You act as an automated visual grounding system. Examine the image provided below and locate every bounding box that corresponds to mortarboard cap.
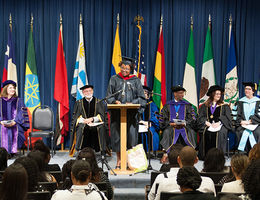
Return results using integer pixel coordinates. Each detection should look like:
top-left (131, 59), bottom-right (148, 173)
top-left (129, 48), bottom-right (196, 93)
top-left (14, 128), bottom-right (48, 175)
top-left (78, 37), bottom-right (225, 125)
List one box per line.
top-left (2, 80), bottom-right (16, 88)
top-left (243, 82), bottom-right (257, 91)
top-left (206, 85), bottom-right (224, 96)
top-left (143, 86), bottom-right (152, 92)
top-left (171, 85), bottom-right (186, 93)
top-left (80, 85), bottom-right (94, 90)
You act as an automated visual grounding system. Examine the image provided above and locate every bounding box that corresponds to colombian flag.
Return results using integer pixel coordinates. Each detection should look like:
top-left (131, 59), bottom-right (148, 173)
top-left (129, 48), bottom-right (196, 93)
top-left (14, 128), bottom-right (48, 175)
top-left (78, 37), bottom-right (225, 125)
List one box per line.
top-left (153, 26), bottom-right (166, 111)
top-left (111, 19), bottom-right (122, 76)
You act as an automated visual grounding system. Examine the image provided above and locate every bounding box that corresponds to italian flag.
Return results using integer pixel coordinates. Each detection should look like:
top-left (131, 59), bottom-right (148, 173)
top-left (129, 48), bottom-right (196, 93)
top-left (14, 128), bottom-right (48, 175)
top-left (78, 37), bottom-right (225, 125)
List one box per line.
top-left (183, 25), bottom-right (198, 112)
top-left (153, 25), bottom-right (166, 111)
top-left (199, 19), bottom-right (216, 106)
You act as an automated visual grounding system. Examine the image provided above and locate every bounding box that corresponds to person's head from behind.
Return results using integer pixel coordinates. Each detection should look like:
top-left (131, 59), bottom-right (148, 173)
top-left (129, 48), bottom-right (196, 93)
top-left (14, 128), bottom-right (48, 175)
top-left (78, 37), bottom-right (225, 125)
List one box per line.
top-left (28, 150), bottom-right (46, 172)
top-left (203, 148), bottom-right (225, 172)
top-left (0, 147), bottom-right (8, 171)
top-left (249, 143), bottom-right (260, 162)
top-left (71, 160), bottom-right (92, 185)
top-left (168, 144), bottom-right (184, 167)
top-left (0, 163), bottom-right (28, 200)
top-left (33, 139), bottom-right (51, 164)
top-left (176, 166), bottom-right (202, 193)
top-left (61, 159), bottom-right (76, 190)
top-left (177, 146), bottom-right (198, 167)
top-left (14, 156), bottom-right (39, 191)
top-left (231, 154), bottom-right (249, 179)
top-left (242, 159), bottom-right (260, 199)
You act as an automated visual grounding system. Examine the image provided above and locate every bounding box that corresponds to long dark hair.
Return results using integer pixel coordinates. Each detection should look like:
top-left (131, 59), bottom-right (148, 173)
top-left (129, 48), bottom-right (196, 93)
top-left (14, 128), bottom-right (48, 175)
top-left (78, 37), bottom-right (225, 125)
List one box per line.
top-left (203, 148), bottom-right (225, 172)
top-left (33, 139), bottom-right (51, 163)
top-left (205, 90), bottom-right (224, 107)
top-left (61, 159), bottom-right (75, 190)
top-left (77, 147), bottom-right (102, 182)
top-left (0, 163), bottom-right (28, 200)
top-left (0, 147), bottom-right (8, 171)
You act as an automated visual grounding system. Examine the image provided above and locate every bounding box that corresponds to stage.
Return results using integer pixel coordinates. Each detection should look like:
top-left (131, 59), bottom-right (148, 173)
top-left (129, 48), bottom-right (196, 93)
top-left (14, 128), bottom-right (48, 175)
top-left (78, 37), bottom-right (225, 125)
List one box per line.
top-left (8, 151), bottom-right (231, 200)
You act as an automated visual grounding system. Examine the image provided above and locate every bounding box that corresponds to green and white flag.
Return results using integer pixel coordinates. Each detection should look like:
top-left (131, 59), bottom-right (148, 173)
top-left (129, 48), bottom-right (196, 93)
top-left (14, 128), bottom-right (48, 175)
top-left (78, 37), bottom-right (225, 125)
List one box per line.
top-left (199, 16), bottom-right (216, 106)
top-left (183, 23), bottom-right (198, 112)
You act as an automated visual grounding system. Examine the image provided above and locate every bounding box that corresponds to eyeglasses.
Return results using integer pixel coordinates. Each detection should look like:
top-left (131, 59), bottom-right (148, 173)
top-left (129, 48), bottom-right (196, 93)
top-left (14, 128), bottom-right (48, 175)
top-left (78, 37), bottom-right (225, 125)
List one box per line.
top-left (120, 67), bottom-right (131, 71)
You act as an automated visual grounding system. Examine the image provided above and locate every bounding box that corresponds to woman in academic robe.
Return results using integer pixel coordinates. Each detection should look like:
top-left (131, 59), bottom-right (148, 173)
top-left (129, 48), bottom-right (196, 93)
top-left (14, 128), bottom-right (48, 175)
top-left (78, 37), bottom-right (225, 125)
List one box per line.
top-left (235, 82), bottom-right (260, 153)
top-left (0, 80), bottom-right (29, 155)
top-left (197, 85), bottom-right (232, 159)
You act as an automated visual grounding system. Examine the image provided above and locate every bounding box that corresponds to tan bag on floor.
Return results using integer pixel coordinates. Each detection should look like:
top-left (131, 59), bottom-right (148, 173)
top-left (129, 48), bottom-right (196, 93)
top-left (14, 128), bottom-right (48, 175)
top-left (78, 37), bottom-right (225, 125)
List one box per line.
top-left (127, 144), bottom-right (148, 172)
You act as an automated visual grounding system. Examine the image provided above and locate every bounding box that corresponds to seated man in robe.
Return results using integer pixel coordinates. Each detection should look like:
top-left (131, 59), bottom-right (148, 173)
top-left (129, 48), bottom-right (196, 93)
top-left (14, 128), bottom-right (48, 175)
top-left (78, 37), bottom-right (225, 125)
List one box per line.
top-left (160, 85), bottom-right (197, 161)
top-left (69, 85), bottom-right (106, 156)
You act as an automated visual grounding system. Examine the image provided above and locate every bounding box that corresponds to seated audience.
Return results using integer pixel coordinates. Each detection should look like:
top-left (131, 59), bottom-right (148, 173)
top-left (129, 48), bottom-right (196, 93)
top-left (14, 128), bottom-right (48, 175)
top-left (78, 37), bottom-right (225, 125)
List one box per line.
top-left (202, 148), bottom-right (230, 172)
top-left (51, 160), bottom-right (107, 200)
top-left (33, 139), bottom-right (61, 171)
top-left (28, 150), bottom-right (56, 182)
top-left (0, 147), bottom-right (8, 171)
top-left (221, 154), bottom-right (249, 193)
top-left (241, 159), bottom-right (260, 200)
top-left (248, 143), bottom-right (260, 162)
top-left (0, 163), bottom-right (28, 200)
top-left (77, 147), bottom-right (113, 200)
top-left (169, 166), bottom-right (216, 200)
top-left (60, 159), bottom-right (75, 190)
top-left (151, 146), bottom-right (216, 200)
top-left (14, 156), bottom-right (39, 191)
top-left (149, 144), bottom-right (183, 200)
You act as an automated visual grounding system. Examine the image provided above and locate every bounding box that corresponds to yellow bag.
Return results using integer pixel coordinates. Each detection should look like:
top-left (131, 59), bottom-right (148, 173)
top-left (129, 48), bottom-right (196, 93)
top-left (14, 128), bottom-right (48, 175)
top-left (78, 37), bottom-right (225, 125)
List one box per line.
top-left (127, 144), bottom-right (148, 172)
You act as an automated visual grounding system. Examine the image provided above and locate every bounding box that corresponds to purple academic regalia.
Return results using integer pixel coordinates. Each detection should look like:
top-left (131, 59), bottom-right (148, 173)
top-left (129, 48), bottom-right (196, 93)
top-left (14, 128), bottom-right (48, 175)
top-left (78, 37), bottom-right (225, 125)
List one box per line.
top-left (0, 97), bottom-right (29, 154)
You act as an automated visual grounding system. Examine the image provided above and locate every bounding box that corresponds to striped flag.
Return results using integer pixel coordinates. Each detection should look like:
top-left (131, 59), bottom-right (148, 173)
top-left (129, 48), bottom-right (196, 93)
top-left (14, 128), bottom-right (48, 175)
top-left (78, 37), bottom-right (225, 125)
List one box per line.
top-left (111, 14), bottom-right (122, 76)
top-left (134, 20), bottom-right (147, 86)
top-left (71, 16), bottom-right (88, 100)
top-left (54, 19), bottom-right (69, 145)
top-left (183, 21), bottom-right (198, 112)
top-left (153, 20), bottom-right (166, 110)
top-left (199, 15), bottom-right (216, 106)
top-left (224, 18), bottom-right (239, 108)
top-left (3, 16), bottom-right (17, 93)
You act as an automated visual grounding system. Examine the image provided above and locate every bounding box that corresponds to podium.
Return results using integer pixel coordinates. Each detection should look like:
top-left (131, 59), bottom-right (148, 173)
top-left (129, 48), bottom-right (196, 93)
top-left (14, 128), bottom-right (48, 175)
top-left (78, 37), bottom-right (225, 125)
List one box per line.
top-left (107, 104), bottom-right (140, 175)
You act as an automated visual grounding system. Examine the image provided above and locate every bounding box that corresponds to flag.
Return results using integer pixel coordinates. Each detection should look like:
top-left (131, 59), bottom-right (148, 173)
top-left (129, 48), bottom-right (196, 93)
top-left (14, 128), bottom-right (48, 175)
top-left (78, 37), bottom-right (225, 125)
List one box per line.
top-left (134, 21), bottom-right (147, 86)
top-left (71, 18), bottom-right (88, 100)
top-left (24, 24), bottom-right (41, 146)
top-left (111, 18), bottom-right (122, 76)
top-left (224, 20), bottom-right (239, 108)
top-left (54, 23), bottom-right (69, 145)
top-left (183, 23), bottom-right (198, 112)
top-left (257, 80), bottom-right (260, 98)
top-left (199, 17), bottom-right (216, 106)
top-left (153, 23), bottom-right (166, 111)
top-left (3, 20), bottom-right (17, 93)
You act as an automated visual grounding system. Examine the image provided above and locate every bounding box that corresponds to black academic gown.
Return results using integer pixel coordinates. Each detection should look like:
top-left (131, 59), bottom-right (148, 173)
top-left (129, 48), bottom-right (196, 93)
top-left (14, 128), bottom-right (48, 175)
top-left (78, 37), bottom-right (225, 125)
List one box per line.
top-left (106, 74), bottom-right (146, 152)
top-left (235, 99), bottom-right (260, 151)
top-left (160, 100), bottom-right (197, 152)
top-left (69, 97), bottom-right (106, 155)
top-left (197, 104), bottom-right (232, 158)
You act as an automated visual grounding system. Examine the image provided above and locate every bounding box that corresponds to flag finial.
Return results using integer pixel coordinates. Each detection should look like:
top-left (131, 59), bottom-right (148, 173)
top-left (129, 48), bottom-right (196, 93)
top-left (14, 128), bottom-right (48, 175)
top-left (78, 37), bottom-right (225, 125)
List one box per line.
top-left (209, 14), bottom-right (211, 24)
top-left (117, 13), bottom-right (119, 24)
top-left (80, 13), bottom-right (82, 24)
top-left (229, 14), bottom-right (232, 24)
top-left (160, 15), bottom-right (163, 25)
top-left (30, 13), bottom-right (34, 26)
top-left (60, 13), bottom-right (62, 25)
top-left (9, 13), bottom-right (12, 25)
top-left (191, 15), bottom-right (194, 26)
top-left (134, 15), bottom-right (144, 26)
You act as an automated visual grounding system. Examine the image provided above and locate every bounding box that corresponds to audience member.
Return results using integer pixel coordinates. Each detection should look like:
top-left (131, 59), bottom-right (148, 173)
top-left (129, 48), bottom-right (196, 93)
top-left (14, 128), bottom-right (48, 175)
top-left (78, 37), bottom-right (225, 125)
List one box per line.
top-left (150, 146), bottom-right (216, 200)
top-left (202, 148), bottom-right (229, 172)
top-left (33, 139), bottom-right (61, 171)
top-left (77, 147), bottom-right (113, 199)
top-left (169, 166), bottom-right (216, 200)
top-left (51, 160), bottom-right (107, 200)
top-left (221, 154), bottom-right (249, 193)
top-left (248, 143), bottom-right (260, 162)
top-left (28, 150), bottom-right (56, 182)
top-left (0, 163), bottom-right (28, 200)
top-left (149, 144), bottom-right (183, 200)
top-left (0, 147), bottom-right (8, 171)
top-left (241, 159), bottom-right (260, 200)
top-left (14, 156), bottom-right (39, 191)
top-left (60, 159), bottom-right (75, 190)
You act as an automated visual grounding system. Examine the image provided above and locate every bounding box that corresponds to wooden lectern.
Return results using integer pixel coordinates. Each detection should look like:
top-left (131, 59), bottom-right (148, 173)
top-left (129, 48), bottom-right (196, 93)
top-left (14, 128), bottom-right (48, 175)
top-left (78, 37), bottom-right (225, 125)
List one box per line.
top-left (107, 104), bottom-right (140, 175)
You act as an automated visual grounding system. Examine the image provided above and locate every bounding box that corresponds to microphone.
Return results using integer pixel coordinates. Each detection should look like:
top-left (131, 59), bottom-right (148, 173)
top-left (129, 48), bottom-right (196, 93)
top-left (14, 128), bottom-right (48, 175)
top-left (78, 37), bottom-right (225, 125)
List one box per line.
top-left (122, 82), bottom-right (126, 98)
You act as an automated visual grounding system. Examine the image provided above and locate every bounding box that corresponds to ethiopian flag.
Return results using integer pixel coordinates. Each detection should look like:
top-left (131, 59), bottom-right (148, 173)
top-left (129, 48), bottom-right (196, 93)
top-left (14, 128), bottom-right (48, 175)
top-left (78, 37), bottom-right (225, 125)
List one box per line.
top-left (24, 27), bottom-right (41, 114)
top-left (153, 26), bottom-right (166, 110)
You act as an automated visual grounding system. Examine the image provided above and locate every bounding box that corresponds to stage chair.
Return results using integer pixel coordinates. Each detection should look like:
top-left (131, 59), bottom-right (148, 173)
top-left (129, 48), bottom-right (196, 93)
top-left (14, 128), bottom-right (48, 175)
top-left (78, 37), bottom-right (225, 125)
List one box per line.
top-left (200, 171), bottom-right (229, 184)
top-left (27, 105), bottom-right (54, 157)
top-left (27, 191), bottom-right (51, 200)
top-left (38, 181), bottom-right (57, 195)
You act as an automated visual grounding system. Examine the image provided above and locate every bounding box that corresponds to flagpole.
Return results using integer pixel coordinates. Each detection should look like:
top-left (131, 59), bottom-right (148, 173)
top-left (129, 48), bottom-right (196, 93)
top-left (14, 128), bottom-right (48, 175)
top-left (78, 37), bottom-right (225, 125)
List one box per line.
top-left (134, 15), bottom-right (144, 76)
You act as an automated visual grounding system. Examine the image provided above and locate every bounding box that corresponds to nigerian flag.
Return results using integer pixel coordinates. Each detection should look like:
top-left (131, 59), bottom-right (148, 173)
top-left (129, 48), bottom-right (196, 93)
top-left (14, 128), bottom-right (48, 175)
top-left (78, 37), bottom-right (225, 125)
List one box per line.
top-left (199, 17), bottom-right (216, 106)
top-left (24, 27), bottom-right (41, 113)
top-left (183, 23), bottom-right (198, 112)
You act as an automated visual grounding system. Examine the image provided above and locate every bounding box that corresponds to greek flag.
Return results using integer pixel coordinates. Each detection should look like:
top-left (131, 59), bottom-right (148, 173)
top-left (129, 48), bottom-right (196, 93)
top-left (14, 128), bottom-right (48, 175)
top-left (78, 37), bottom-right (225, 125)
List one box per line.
top-left (71, 19), bottom-right (88, 100)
